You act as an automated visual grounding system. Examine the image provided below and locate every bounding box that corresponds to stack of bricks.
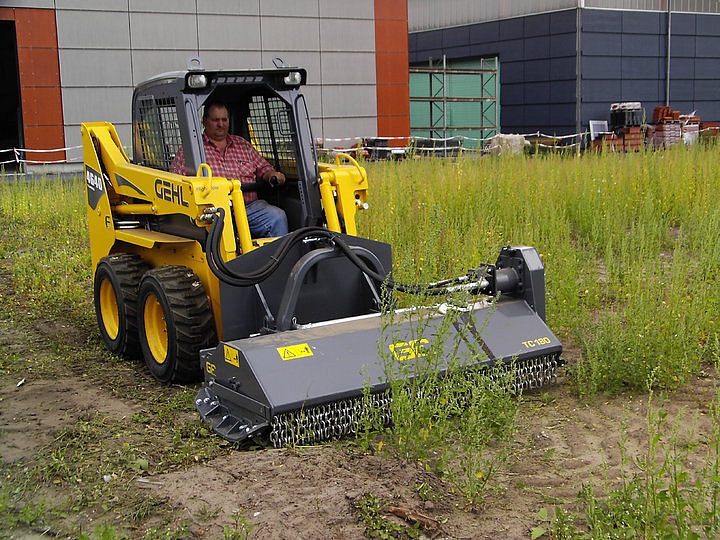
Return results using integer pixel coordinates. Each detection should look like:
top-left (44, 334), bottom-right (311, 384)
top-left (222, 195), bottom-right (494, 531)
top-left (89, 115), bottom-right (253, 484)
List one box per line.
top-left (591, 132), bottom-right (622, 152)
top-left (652, 106), bottom-right (682, 148)
top-left (700, 121), bottom-right (719, 141)
top-left (620, 126), bottom-right (643, 152)
top-left (653, 123), bottom-right (682, 147)
top-left (653, 106), bottom-right (680, 123)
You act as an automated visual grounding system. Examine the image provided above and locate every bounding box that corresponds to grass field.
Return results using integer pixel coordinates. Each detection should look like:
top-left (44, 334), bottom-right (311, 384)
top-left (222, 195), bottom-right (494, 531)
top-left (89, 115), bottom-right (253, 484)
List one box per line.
top-left (360, 144), bottom-right (720, 395)
top-left (1, 144), bottom-right (720, 537)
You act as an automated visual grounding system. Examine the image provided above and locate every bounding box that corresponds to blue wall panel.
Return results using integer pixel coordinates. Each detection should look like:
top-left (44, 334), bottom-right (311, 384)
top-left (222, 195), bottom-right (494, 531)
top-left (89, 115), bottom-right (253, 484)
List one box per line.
top-left (501, 105), bottom-right (524, 129)
top-left (584, 102), bottom-right (611, 123)
top-left (525, 13), bottom-right (550, 38)
top-left (697, 16), bottom-right (720, 36)
top-left (695, 79), bottom-right (719, 100)
top-left (469, 21), bottom-right (499, 44)
top-left (409, 8), bottom-right (720, 137)
top-left (415, 30), bottom-right (442, 51)
top-left (672, 13), bottom-right (696, 35)
top-left (582, 79), bottom-right (620, 102)
top-left (524, 59), bottom-right (552, 82)
top-left (549, 81), bottom-right (576, 103)
top-left (551, 33), bottom-right (576, 57)
top-left (583, 32), bottom-right (622, 56)
top-left (621, 80), bottom-right (661, 102)
top-left (583, 56), bottom-right (621, 79)
top-left (696, 36), bottom-right (720, 57)
top-left (502, 62), bottom-right (525, 84)
top-left (622, 34), bottom-right (663, 56)
top-left (671, 57), bottom-right (695, 79)
top-left (525, 82), bottom-right (551, 104)
top-left (583, 10), bottom-right (621, 32)
top-left (623, 11), bottom-right (661, 34)
top-left (499, 40), bottom-right (525, 62)
top-left (550, 103), bottom-right (576, 125)
top-left (670, 79), bottom-right (694, 102)
top-left (443, 45), bottom-right (472, 58)
top-left (524, 105), bottom-right (551, 130)
top-left (695, 57), bottom-right (720, 78)
top-left (671, 35), bottom-right (697, 57)
top-left (443, 26), bottom-right (470, 48)
top-left (524, 36), bottom-right (551, 60)
top-left (551, 9), bottom-right (576, 31)
top-left (550, 56), bottom-right (576, 78)
top-left (622, 57), bottom-right (662, 79)
top-left (499, 17), bottom-right (524, 40)
top-left (502, 84), bottom-right (524, 103)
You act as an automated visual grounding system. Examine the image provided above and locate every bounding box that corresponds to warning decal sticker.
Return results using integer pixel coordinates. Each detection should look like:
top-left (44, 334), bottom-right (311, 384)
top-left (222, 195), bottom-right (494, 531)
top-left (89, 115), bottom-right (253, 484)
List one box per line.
top-left (224, 344), bottom-right (239, 367)
top-left (277, 343), bottom-right (314, 361)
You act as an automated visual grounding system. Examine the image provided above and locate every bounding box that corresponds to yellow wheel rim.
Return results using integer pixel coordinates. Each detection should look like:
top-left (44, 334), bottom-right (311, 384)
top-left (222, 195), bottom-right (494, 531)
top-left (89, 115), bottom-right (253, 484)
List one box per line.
top-left (144, 294), bottom-right (168, 364)
top-left (99, 279), bottom-right (119, 340)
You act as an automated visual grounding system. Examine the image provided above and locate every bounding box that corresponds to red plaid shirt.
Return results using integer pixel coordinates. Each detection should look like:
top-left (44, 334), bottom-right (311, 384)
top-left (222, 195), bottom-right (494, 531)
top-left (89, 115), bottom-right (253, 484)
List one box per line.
top-left (171, 133), bottom-right (274, 204)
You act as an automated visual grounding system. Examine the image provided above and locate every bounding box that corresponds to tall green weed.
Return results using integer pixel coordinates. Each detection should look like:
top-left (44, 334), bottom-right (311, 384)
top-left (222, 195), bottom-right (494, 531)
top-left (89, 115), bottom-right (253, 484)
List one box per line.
top-left (0, 175), bottom-right (92, 325)
top-left (355, 292), bottom-right (519, 507)
top-left (536, 377), bottom-right (720, 539)
top-left (360, 145), bottom-right (720, 394)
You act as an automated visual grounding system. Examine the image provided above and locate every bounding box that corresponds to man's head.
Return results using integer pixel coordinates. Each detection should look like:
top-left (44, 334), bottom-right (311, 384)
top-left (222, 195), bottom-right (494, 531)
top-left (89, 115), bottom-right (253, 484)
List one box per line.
top-left (202, 102), bottom-right (229, 143)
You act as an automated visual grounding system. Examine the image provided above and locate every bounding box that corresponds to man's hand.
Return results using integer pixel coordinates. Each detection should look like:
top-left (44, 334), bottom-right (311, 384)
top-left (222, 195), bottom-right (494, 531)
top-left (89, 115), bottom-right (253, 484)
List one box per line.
top-left (263, 170), bottom-right (286, 187)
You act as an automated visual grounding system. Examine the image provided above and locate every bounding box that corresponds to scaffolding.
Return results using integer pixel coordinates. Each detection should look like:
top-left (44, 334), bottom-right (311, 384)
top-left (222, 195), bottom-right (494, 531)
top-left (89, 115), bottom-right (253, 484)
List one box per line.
top-left (410, 55), bottom-right (499, 154)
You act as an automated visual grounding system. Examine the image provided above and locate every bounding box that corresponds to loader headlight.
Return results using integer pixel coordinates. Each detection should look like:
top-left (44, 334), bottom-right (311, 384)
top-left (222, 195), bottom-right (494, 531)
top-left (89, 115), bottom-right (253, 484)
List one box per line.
top-left (283, 71), bottom-right (302, 86)
top-left (187, 74), bottom-right (208, 88)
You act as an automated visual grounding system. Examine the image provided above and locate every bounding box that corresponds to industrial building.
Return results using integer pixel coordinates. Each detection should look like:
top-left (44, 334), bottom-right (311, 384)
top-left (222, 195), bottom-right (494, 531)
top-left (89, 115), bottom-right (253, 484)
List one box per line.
top-left (0, 0), bottom-right (408, 169)
top-left (408, 0), bottom-right (720, 142)
top-left (2, 1), bottom-right (719, 169)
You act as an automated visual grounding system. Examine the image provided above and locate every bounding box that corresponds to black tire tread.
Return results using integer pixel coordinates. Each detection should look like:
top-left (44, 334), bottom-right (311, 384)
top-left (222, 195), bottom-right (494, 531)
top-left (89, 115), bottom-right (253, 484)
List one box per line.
top-left (95, 253), bottom-right (148, 358)
top-left (140, 266), bottom-right (216, 383)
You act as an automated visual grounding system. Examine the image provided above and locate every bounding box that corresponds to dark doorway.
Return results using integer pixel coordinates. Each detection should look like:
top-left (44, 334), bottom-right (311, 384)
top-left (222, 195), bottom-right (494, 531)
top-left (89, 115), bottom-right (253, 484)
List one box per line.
top-left (0, 21), bottom-right (22, 170)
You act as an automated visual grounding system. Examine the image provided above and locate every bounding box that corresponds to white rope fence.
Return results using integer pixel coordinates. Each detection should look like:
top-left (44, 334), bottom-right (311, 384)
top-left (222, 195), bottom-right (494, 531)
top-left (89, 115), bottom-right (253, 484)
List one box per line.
top-left (0, 133), bottom-right (585, 168)
top-left (318, 131), bottom-right (587, 155)
top-left (1, 126), bottom-right (717, 168)
top-left (0, 145), bottom-right (83, 167)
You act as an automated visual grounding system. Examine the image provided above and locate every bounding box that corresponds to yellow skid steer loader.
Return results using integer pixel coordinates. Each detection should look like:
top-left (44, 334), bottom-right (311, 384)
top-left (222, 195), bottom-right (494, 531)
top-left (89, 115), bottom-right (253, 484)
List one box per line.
top-left (82, 66), bottom-right (562, 446)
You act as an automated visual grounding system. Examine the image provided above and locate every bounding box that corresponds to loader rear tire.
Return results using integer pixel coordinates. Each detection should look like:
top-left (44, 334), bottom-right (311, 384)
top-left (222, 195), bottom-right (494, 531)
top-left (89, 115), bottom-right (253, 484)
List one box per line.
top-left (137, 266), bottom-right (216, 384)
top-left (94, 253), bottom-right (148, 359)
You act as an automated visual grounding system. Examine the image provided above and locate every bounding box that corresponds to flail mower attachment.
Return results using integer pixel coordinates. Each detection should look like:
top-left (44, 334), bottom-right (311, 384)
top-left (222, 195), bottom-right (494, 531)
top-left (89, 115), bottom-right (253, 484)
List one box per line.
top-left (195, 245), bottom-right (562, 447)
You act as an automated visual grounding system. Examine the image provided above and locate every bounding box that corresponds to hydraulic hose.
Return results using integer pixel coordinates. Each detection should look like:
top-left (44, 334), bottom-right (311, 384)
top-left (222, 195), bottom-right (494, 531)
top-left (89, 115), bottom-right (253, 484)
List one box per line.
top-left (206, 207), bottom-right (493, 296)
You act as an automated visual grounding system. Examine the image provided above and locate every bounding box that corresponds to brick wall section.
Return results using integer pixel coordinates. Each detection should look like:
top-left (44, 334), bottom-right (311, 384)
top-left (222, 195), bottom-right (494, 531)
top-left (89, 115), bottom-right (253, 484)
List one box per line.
top-left (374, 0), bottom-right (410, 144)
top-left (0, 7), bottom-right (64, 161)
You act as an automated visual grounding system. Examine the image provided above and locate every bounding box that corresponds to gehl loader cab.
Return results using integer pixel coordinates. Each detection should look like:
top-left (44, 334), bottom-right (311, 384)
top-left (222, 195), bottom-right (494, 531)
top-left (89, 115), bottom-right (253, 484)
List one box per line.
top-left (82, 66), bottom-right (562, 446)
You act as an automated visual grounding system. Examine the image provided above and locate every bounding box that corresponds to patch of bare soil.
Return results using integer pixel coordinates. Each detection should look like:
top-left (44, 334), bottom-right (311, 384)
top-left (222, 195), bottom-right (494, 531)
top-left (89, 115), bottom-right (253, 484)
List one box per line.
top-left (0, 376), bottom-right (144, 464)
top-left (1, 284), bottom-right (717, 538)
top-left (138, 371), bottom-right (716, 539)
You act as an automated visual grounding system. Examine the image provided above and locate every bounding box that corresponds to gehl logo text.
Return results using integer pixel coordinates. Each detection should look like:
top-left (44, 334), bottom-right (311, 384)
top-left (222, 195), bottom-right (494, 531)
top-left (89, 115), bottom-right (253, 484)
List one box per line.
top-left (155, 179), bottom-right (189, 207)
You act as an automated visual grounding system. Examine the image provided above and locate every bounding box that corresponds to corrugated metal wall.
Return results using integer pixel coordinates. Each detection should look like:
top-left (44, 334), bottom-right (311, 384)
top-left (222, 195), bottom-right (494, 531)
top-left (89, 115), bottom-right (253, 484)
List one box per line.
top-left (586, 0), bottom-right (720, 13)
top-left (409, 0), bottom-right (577, 31)
top-left (409, 0), bottom-right (720, 31)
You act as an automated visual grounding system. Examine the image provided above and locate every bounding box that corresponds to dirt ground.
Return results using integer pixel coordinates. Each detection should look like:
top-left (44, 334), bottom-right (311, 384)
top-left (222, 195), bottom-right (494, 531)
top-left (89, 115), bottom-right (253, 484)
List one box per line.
top-left (1, 279), bottom-right (717, 538)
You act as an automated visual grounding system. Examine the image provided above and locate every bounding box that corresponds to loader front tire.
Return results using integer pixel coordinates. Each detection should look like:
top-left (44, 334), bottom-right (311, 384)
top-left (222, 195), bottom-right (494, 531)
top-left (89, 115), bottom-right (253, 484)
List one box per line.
top-left (94, 253), bottom-right (147, 359)
top-left (137, 266), bottom-right (216, 384)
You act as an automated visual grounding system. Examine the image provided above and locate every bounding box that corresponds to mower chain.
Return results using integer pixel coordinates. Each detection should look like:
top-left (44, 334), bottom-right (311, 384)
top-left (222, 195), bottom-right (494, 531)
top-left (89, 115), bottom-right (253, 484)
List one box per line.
top-left (268, 352), bottom-right (561, 448)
